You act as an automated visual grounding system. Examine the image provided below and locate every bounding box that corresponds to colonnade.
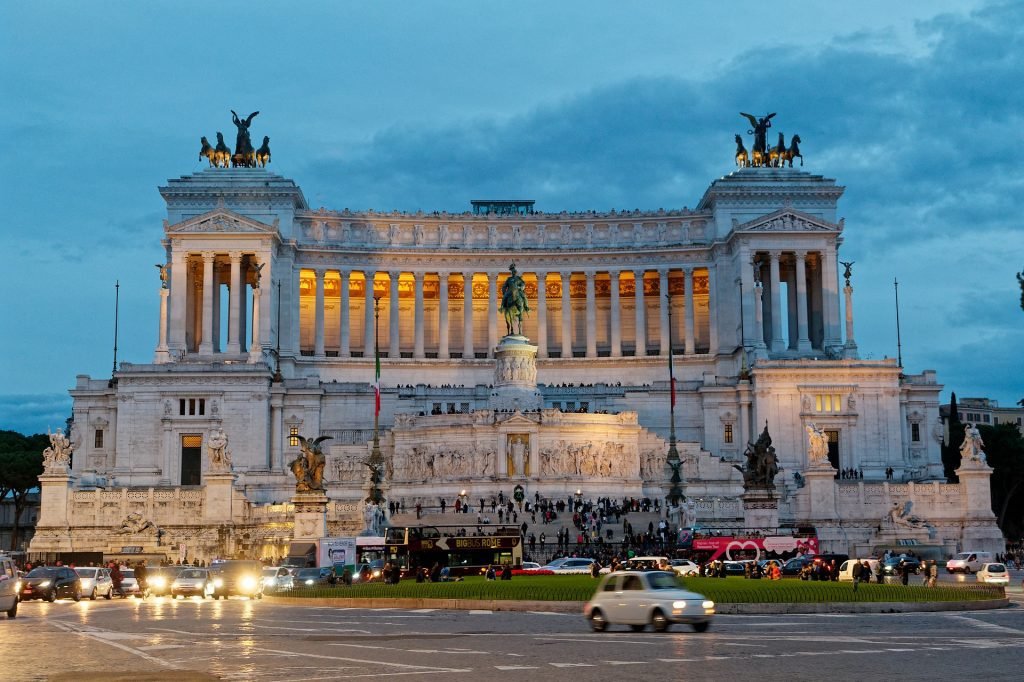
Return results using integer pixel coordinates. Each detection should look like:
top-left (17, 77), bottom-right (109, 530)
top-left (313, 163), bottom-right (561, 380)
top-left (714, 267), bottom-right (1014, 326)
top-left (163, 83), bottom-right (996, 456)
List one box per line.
top-left (746, 249), bottom-right (836, 352)
top-left (297, 267), bottom-right (715, 360)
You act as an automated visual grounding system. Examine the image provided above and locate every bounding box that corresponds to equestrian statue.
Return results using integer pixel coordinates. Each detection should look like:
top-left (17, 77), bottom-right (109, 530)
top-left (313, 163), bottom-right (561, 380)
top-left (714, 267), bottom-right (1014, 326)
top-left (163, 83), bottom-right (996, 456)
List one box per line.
top-left (499, 263), bottom-right (531, 337)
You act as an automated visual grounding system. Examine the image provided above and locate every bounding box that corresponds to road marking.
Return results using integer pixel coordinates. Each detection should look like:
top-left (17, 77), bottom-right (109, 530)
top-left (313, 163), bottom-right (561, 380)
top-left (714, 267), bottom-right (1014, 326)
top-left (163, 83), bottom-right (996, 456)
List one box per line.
top-left (946, 615), bottom-right (1024, 635)
top-left (409, 608), bottom-right (437, 613)
top-left (468, 609), bottom-right (492, 614)
top-left (51, 621), bottom-right (178, 669)
top-left (495, 665), bottom-right (539, 670)
top-left (138, 644), bottom-right (186, 651)
top-left (605, 660), bottom-right (647, 665)
top-left (550, 662), bottom-right (595, 667)
top-left (259, 648), bottom-right (470, 674)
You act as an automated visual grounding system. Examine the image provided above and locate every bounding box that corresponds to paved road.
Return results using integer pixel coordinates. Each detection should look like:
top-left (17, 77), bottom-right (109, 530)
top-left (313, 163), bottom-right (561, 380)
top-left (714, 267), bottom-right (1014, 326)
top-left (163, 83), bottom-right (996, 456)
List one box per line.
top-left (6, 592), bottom-right (1024, 681)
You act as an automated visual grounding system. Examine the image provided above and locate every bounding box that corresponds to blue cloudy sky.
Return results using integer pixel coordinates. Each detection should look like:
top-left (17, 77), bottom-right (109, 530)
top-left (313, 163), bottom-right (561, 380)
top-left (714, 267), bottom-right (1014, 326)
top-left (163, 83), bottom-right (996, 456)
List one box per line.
top-left (2, 1), bottom-right (1022, 434)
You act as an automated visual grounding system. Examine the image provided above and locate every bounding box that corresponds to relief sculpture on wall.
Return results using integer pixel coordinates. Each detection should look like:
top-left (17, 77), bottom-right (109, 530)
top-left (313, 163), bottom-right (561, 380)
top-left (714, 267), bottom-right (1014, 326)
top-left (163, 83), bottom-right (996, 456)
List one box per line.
top-left (538, 440), bottom-right (636, 478)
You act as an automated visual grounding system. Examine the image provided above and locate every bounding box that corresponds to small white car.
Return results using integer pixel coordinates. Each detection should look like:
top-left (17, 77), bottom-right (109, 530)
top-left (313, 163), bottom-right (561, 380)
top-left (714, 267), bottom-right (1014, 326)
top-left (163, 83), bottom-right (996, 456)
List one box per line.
top-left (669, 559), bottom-right (700, 576)
top-left (585, 570), bottom-right (714, 633)
top-left (976, 563), bottom-right (1010, 586)
top-left (519, 562), bottom-right (542, 571)
top-left (548, 558), bottom-right (596, 574)
top-left (0, 555), bottom-right (19, 618)
top-left (75, 567), bottom-right (114, 600)
top-left (171, 568), bottom-right (215, 598)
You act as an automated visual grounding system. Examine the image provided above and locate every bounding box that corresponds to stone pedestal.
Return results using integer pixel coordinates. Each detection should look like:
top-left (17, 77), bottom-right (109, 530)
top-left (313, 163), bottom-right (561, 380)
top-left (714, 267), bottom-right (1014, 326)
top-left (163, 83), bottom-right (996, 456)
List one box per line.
top-left (742, 488), bottom-right (779, 529)
top-left (203, 472), bottom-right (237, 524)
top-left (955, 459), bottom-right (1006, 554)
top-left (292, 492), bottom-right (329, 541)
top-left (803, 466), bottom-right (838, 521)
top-left (28, 472), bottom-right (76, 554)
top-left (489, 335), bottom-right (543, 412)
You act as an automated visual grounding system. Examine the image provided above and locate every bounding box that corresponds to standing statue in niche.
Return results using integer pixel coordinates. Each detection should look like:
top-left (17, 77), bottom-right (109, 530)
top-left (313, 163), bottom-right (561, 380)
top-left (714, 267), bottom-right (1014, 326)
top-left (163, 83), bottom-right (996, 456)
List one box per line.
top-left (508, 435), bottom-right (528, 477)
top-left (805, 423), bottom-right (830, 466)
top-left (500, 263), bottom-right (530, 336)
top-left (289, 435), bottom-right (332, 492)
top-left (959, 423), bottom-right (987, 463)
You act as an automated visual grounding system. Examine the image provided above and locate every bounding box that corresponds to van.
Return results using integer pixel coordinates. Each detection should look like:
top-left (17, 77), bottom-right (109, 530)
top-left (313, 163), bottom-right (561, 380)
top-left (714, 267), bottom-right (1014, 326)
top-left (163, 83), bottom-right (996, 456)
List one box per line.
top-left (838, 558), bottom-right (880, 582)
top-left (946, 551), bottom-right (993, 574)
top-left (0, 555), bottom-right (19, 618)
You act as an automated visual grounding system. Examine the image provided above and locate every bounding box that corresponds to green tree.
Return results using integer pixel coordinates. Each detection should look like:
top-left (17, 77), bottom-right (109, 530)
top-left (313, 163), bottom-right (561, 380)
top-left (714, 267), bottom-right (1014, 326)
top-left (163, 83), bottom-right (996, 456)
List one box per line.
top-left (1017, 266), bottom-right (1024, 311)
top-left (979, 423), bottom-right (1024, 538)
top-left (0, 430), bottom-right (46, 551)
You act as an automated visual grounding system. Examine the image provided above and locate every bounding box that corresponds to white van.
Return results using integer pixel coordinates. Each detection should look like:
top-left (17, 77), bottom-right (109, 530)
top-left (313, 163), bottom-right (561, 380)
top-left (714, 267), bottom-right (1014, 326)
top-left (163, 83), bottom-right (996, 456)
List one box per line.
top-left (946, 551), bottom-right (993, 574)
top-left (838, 558), bottom-right (880, 582)
top-left (0, 554), bottom-right (19, 618)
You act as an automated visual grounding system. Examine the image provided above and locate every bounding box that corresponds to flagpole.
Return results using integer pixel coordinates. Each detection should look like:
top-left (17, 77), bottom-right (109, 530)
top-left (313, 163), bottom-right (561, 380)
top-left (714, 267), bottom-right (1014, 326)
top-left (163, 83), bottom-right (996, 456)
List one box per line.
top-left (109, 280), bottom-right (120, 388)
top-left (665, 290), bottom-right (683, 508)
top-left (369, 295), bottom-right (384, 505)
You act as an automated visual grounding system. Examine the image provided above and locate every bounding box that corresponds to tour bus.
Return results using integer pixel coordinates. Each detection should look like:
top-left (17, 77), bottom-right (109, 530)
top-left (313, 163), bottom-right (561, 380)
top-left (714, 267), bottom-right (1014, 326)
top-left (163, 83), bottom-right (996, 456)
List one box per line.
top-left (384, 525), bottom-right (523, 578)
top-left (682, 530), bottom-right (819, 565)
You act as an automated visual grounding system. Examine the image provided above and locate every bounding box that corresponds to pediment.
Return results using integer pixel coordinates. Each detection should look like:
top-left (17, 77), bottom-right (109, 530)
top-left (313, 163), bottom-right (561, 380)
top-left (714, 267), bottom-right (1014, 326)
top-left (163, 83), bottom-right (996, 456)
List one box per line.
top-left (733, 209), bottom-right (840, 234)
top-left (496, 412), bottom-right (541, 427)
top-left (166, 207), bottom-right (278, 235)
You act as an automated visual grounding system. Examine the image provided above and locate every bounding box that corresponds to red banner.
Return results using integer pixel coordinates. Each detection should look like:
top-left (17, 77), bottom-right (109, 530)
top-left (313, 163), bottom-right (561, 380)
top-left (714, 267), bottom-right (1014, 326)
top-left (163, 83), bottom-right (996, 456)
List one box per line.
top-left (690, 536), bottom-right (818, 561)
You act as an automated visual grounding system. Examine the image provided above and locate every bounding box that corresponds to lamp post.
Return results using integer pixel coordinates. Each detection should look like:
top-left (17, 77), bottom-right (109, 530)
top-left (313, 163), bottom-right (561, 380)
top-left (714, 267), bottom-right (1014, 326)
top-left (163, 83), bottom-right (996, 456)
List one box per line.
top-left (665, 290), bottom-right (684, 508)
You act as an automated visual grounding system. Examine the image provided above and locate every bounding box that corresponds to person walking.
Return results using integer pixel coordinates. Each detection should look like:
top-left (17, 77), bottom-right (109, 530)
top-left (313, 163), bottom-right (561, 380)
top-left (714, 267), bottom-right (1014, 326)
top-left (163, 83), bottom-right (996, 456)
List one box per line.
top-left (851, 559), bottom-right (862, 592)
top-left (110, 563), bottom-right (125, 598)
top-left (135, 560), bottom-right (149, 599)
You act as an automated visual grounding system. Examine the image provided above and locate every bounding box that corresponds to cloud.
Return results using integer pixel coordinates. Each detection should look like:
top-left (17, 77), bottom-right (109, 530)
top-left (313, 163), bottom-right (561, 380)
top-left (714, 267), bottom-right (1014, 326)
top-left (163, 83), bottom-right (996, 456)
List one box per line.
top-left (0, 394), bottom-right (72, 436)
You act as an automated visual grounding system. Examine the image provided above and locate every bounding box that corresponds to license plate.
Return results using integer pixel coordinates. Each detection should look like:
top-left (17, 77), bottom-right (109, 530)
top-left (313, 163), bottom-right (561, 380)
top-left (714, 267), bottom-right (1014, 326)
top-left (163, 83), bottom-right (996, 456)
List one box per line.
top-left (23, 587), bottom-right (33, 592)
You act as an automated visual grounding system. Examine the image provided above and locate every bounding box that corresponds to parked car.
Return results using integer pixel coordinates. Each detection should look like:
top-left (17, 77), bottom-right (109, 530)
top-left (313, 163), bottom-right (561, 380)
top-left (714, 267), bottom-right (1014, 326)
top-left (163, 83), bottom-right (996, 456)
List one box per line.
top-left (781, 556), bottom-right (813, 577)
top-left (838, 559), bottom-right (881, 582)
top-left (519, 561), bottom-right (542, 571)
top-left (209, 560), bottom-right (264, 600)
top-left (0, 554), bottom-right (19, 618)
top-left (20, 566), bottom-right (82, 602)
top-left (720, 561), bottom-right (747, 576)
top-left (171, 568), bottom-right (214, 598)
top-left (946, 551), bottom-right (994, 574)
top-left (882, 556), bottom-right (922, 576)
top-left (549, 558), bottom-right (596, 574)
top-left (669, 559), bottom-right (700, 576)
top-left (262, 566), bottom-right (294, 592)
top-left (120, 569), bottom-right (141, 597)
top-left (294, 567), bottom-right (333, 587)
top-left (74, 567), bottom-right (113, 600)
top-left (584, 570), bottom-right (714, 633)
top-left (976, 563), bottom-right (1010, 586)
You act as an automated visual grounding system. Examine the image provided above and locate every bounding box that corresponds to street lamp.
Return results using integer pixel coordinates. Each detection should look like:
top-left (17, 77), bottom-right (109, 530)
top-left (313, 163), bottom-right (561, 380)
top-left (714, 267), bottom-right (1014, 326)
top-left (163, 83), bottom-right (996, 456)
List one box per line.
top-left (368, 295), bottom-right (385, 506)
top-left (665, 289), bottom-right (685, 508)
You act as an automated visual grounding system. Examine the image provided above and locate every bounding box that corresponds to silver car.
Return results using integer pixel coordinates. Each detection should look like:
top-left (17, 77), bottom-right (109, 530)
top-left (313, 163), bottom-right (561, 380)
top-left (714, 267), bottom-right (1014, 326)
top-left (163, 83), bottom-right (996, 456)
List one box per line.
top-left (262, 567), bottom-right (294, 592)
top-left (584, 570), bottom-right (715, 633)
top-left (75, 567), bottom-right (113, 600)
top-left (170, 568), bottom-right (214, 598)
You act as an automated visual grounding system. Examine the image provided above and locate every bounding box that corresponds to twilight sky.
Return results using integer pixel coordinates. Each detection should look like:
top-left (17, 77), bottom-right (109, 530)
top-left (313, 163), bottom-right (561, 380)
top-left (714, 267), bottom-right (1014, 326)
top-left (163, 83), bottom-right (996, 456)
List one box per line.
top-left (1, 1), bottom-right (1022, 435)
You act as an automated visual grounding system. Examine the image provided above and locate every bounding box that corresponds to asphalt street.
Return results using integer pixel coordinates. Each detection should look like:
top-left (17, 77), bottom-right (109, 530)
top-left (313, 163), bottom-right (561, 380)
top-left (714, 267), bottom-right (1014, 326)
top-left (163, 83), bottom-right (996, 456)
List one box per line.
top-left (4, 589), bottom-right (1024, 682)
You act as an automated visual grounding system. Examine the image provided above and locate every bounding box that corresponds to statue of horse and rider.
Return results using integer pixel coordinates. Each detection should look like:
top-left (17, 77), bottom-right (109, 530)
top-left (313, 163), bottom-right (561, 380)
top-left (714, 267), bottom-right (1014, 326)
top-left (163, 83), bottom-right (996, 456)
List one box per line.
top-left (735, 112), bottom-right (803, 168)
top-left (198, 110), bottom-right (271, 168)
top-left (499, 263), bottom-right (530, 337)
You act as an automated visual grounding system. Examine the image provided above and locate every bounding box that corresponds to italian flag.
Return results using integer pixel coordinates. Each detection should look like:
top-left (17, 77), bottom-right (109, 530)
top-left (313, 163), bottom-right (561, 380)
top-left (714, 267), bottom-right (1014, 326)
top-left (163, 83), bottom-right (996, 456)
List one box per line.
top-left (374, 345), bottom-right (381, 416)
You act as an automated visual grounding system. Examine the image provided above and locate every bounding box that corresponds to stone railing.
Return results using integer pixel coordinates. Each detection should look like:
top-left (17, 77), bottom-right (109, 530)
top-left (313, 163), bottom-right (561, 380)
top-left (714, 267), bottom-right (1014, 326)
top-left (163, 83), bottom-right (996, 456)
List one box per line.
top-left (70, 487), bottom-right (205, 527)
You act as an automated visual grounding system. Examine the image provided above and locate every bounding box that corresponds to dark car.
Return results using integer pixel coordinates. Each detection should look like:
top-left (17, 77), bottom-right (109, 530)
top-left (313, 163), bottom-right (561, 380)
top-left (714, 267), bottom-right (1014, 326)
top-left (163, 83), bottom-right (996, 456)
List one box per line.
top-left (209, 560), bottom-right (264, 600)
top-left (781, 556), bottom-right (813, 576)
top-left (882, 556), bottom-right (922, 576)
top-left (145, 566), bottom-right (184, 596)
top-left (20, 566), bottom-right (82, 602)
top-left (294, 567), bottom-right (333, 588)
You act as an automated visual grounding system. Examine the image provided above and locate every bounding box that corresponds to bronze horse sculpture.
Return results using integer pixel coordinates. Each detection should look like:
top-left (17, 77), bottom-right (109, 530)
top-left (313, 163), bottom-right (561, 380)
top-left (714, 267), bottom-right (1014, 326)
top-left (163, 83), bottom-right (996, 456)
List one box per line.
top-left (255, 136), bottom-right (271, 167)
top-left (499, 264), bottom-right (530, 336)
top-left (734, 134), bottom-right (749, 168)
top-left (769, 132), bottom-right (786, 167)
top-left (783, 134), bottom-right (803, 167)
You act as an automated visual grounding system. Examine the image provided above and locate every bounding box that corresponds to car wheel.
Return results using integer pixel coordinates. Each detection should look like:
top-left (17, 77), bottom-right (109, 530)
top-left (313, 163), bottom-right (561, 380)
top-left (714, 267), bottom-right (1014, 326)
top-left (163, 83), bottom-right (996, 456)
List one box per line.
top-left (104, 587), bottom-right (112, 600)
top-left (6, 600), bottom-right (17, 618)
top-left (630, 624), bottom-right (646, 632)
top-left (589, 609), bottom-right (607, 632)
top-left (46, 590), bottom-right (57, 603)
top-left (693, 621), bottom-right (710, 633)
top-left (73, 588), bottom-right (82, 602)
top-left (651, 609), bottom-right (670, 633)
top-left (256, 591), bottom-right (263, 600)
top-left (90, 588), bottom-right (97, 600)
top-left (964, 567), bottom-right (973, 575)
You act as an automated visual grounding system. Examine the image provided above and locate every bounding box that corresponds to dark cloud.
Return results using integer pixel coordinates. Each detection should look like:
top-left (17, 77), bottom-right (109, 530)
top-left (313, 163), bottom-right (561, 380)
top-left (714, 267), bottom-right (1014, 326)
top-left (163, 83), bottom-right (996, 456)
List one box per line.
top-left (0, 394), bottom-right (72, 436)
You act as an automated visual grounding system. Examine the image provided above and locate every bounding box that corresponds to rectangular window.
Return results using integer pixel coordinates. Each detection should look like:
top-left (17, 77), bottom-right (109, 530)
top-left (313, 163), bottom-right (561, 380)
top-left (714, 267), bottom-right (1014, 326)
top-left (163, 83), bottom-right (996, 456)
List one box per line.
top-left (825, 429), bottom-right (840, 470)
top-left (983, 414), bottom-right (989, 423)
top-left (911, 423), bottom-right (920, 442)
top-left (94, 429), bottom-right (104, 448)
top-left (198, 399), bottom-right (205, 416)
top-left (724, 424), bottom-right (734, 444)
top-left (289, 426), bottom-right (299, 447)
top-left (181, 434), bottom-right (203, 486)
top-left (179, 399), bottom-right (186, 416)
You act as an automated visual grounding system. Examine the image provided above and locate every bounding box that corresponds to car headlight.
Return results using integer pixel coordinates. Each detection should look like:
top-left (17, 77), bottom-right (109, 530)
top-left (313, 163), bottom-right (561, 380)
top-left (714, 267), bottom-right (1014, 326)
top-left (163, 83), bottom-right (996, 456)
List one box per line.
top-left (702, 600), bottom-right (715, 609)
top-left (240, 576), bottom-right (258, 591)
top-left (352, 573), bottom-right (361, 581)
top-left (150, 577), bottom-right (166, 589)
top-left (372, 570), bottom-right (381, 578)
top-left (672, 601), bottom-right (688, 609)
top-left (213, 578), bottom-right (224, 587)
top-left (38, 581), bottom-right (51, 588)
top-left (304, 579), bottom-right (314, 585)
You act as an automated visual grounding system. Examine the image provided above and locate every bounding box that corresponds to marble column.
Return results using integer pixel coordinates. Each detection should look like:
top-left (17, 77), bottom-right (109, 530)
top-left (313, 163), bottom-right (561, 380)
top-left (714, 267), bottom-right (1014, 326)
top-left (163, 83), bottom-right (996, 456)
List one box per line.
top-left (487, 272), bottom-right (499, 353)
top-left (169, 252), bottom-right (187, 354)
top-left (739, 248), bottom-right (756, 349)
top-left (270, 393), bottom-right (283, 471)
top-left (768, 251), bottom-right (784, 352)
top-left (226, 253), bottom-right (243, 353)
top-left (536, 271), bottom-right (548, 358)
top-left (389, 271), bottom-right (401, 358)
top-left (658, 269), bottom-right (670, 356)
top-left (314, 268), bottom-right (326, 358)
top-left (438, 272), bottom-right (450, 359)
top-left (199, 252), bottom-right (215, 354)
top-left (844, 283), bottom-right (858, 351)
top-left (339, 270), bottom-right (350, 358)
top-left (363, 270), bottom-right (376, 356)
top-left (413, 271), bottom-right (425, 359)
top-left (634, 269), bottom-right (646, 357)
top-left (822, 249), bottom-right (842, 348)
top-left (609, 270), bottom-right (621, 358)
top-left (560, 271), bottom-right (572, 358)
top-left (585, 270), bottom-right (597, 358)
top-left (155, 287), bottom-right (170, 363)
top-left (794, 252), bottom-right (811, 351)
top-left (707, 266), bottom-right (719, 355)
top-left (249, 282), bottom-right (261, 363)
top-left (462, 271), bottom-right (474, 358)
top-left (684, 268), bottom-right (695, 355)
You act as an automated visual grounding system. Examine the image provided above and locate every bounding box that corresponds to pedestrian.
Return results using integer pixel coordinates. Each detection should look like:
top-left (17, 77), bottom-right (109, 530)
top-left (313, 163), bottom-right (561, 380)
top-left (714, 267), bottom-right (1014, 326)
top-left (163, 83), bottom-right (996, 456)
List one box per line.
top-left (440, 498), bottom-right (446, 513)
top-left (851, 559), bottom-right (862, 592)
top-left (135, 560), bottom-right (149, 598)
top-left (110, 563), bottom-right (125, 598)
top-left (900, 560), bottom-right (909, 586)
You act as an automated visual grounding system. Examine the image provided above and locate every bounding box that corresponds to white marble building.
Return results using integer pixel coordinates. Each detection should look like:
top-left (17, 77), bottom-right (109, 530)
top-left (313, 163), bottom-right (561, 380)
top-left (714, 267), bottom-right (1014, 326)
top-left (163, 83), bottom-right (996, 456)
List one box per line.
top-left (29, 165), bottom-right (1003, 561)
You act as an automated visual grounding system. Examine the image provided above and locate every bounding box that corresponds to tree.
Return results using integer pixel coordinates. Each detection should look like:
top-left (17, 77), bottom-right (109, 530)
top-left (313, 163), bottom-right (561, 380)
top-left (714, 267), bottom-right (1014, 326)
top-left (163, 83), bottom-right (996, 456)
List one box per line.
top-left (979, 423), bottom-right (1024, 538)
top-left (941, 392), bottom-right (964, 482)
top-left (0, 430), bottom-right (46, 551)
top-left (1017, 266), bottom-right (1024, 311)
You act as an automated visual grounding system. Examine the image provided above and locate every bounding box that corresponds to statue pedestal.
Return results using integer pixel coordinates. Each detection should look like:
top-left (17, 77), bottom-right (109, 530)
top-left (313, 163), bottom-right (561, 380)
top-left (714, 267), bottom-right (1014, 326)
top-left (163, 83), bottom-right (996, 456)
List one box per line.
top-left (741, 488), bottom-right (779, 529)
top-left (292, 492), bottom-right (329, 541)
top-left (955, 459), bottom-right (1005, 554)
top-left (803, 465), bottom-right (838, 521)
top-left (204, 472), bottom-right (236, 524)
top-left (28, 472), bottom-right (77, 555)
top-left (489, 335), bottom-right (543, 412)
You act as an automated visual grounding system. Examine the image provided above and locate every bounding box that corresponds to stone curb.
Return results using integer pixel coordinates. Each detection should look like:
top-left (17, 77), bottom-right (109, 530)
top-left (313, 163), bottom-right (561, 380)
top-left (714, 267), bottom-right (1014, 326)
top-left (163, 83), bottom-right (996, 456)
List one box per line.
top-left (265, 596), bottom-right (1009, 614)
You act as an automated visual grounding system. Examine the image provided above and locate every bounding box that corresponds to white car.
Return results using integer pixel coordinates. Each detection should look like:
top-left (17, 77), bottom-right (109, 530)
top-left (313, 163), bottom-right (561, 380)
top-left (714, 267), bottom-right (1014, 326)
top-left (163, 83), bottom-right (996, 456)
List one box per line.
top-left (946, 551), bottom-right (994, 574)
top-left (262, 567), bottom-right (294, 591)
top-left (584, 570), bottom-right (714, 633)
top-left (171, 568), bottom-right (214, 598)
top-left (519, 562), bottom-right (542, 571)
top-left (74, 567), bottom-right (114, 600)
top-left (669, 559), bottom-right (700, 576)
top-left (0, 555), bottom-right (19, 618)
top-left (976, 563), bottom-right (1010, 585)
